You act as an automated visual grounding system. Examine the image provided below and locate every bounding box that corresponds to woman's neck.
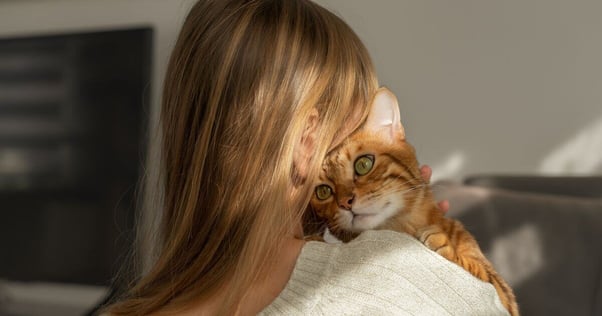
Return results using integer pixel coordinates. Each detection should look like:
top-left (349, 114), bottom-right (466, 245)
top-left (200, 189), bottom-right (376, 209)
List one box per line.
top-left (177, 236), bottom-right (306, 315)
top-left (237, 236), bottom-right (306, 314)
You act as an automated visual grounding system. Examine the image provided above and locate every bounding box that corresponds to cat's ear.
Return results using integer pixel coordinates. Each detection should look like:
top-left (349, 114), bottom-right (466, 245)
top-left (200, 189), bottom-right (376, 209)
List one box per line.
top-left (364, 87), bottom-right (405, 141)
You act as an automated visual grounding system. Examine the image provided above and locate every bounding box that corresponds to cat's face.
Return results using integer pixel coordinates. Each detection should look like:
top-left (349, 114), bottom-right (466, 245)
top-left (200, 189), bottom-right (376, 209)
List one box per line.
top-left (309, 88), bottom-right (424, 240)
top-left (310, 130), bottom-right (422, 237)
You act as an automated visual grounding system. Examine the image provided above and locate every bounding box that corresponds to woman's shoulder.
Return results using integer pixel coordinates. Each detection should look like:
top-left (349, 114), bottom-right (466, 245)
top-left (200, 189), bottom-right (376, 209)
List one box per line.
top-left (303, 230), bottom-right (468, 285)
top-left (260, 230), bottom-right (508, 315)
top-left (328, 229), bottom-right (426, 253)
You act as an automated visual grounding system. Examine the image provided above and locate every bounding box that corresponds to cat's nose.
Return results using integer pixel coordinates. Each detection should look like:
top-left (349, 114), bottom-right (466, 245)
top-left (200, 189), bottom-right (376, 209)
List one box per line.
top-left (339, 195), bottom-right (354, 210)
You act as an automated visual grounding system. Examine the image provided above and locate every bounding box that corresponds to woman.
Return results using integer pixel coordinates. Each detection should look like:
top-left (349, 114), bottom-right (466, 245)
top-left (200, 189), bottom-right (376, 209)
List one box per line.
top-left (104, 0), bottom-right (507, 315)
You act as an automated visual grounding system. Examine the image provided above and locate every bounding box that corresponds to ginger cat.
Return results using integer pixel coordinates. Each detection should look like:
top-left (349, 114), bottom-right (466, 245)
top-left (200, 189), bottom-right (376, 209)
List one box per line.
top-left (308, 88), bottom-right (519, 316)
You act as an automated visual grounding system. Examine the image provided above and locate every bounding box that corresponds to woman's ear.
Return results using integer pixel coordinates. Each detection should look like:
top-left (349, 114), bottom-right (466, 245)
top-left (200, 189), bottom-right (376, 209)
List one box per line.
top-left (293, 108), bottom-right (319, 180)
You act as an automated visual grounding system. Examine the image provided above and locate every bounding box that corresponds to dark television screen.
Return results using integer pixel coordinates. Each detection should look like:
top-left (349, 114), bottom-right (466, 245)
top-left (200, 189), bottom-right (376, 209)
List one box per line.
top-left (0, 28), bottom-right (152, 285)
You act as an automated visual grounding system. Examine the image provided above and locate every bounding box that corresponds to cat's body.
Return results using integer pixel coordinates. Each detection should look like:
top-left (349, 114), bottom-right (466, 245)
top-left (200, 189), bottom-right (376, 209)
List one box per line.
top-left (308, 88), bottom-right (518, 316)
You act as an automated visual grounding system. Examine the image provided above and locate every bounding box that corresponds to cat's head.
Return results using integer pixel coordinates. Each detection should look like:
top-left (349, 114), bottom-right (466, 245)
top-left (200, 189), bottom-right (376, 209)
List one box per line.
top-left (309, 88), bottom-right (425, 241)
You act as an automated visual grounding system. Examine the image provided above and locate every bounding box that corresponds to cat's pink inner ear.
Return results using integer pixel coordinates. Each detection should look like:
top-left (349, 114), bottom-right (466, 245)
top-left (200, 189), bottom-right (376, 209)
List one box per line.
top-left (364, 88), bottom-right (405, 141)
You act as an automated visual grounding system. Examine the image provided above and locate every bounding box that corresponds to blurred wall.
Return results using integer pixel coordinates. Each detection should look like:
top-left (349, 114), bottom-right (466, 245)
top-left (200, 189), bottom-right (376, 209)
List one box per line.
top-left (315, 0), bottom-right (602, 179)
top-left (1, 0), bottom-right (601, 180)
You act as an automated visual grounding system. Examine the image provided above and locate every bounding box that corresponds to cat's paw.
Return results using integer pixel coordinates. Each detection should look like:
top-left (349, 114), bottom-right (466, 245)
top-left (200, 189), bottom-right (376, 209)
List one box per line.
top-left (416, 226), bottom-right (456, 261)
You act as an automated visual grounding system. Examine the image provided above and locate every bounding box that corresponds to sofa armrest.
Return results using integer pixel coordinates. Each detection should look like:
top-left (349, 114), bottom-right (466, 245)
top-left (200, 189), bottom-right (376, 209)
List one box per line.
top-left (464, 175), bottom-right (602, 199)
top-left (434, 182), bottom-right (602, 316)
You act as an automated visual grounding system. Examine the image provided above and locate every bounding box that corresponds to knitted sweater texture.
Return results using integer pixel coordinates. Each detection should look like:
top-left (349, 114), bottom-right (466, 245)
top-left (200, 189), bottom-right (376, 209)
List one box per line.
top-left (260, 230), bottom-right (509, 315)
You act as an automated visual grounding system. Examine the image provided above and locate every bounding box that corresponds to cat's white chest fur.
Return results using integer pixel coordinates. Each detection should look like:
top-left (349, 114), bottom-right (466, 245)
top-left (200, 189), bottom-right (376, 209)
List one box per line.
top-left (323, 227), bottom-right (343, 244)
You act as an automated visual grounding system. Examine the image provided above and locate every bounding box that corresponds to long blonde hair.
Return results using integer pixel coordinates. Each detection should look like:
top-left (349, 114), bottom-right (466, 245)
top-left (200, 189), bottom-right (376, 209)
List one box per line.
top-left (105, 0), bottom-right (377, 314)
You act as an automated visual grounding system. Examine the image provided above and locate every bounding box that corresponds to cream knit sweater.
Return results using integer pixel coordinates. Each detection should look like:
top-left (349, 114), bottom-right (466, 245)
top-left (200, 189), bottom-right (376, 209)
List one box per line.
top-left (260, 230), bottom-right (509, 315)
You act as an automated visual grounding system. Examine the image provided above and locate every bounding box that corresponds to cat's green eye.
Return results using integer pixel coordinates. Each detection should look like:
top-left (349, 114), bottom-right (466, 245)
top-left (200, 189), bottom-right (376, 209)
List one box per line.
top-left (315, 184), bottom-right (333, 200)
top-left (354, 155), bottom-right (374, 176)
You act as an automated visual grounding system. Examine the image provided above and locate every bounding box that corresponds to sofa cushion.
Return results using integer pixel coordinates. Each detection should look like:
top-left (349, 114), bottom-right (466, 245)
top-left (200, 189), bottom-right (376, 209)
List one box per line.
top-left (434, 182), bottom-right (602, 316)
top-left (464, 175), bottom-right (602, 199)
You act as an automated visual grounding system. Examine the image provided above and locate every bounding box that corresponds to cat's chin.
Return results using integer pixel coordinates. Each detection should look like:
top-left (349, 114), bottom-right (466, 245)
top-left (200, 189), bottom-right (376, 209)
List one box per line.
top-left (351, 213), bottom-right (380, 231)
top-left (347, 195), bottom-right (404, 232)
top-left (334, 209), bottom-right (378, 233)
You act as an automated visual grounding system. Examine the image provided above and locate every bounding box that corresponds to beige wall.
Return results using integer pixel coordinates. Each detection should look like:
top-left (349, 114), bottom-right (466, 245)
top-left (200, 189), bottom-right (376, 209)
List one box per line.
top-left (315, 0), bottom-right (602, 179)
top-left (1, 0), bottom-right (601, 180)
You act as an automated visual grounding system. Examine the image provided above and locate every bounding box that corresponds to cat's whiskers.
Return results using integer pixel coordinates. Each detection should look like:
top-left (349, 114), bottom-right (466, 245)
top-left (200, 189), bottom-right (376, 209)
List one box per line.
top-left (384, 176), bottom-right (414, 187)
top-left (379, 177), bottom-right (416, 194)
top-left (395, 183), bottom-right (427, 195)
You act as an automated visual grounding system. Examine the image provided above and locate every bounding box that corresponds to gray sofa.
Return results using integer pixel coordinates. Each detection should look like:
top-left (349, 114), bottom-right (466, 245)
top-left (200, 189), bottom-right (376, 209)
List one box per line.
top-left (435, 176), bottom-right (602, 316)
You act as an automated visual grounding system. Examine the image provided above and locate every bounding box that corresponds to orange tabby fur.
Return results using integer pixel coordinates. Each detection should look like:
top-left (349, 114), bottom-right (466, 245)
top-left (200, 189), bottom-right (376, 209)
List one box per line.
top-left (308, 88), bottom-right (518, 315)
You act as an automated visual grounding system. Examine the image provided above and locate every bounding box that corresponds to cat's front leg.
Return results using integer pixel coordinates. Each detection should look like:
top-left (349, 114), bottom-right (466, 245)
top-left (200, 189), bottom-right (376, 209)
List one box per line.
top-left (419, 221), bottom-right (519, 316)
top-left (416, 225), bottom-right (457, 262)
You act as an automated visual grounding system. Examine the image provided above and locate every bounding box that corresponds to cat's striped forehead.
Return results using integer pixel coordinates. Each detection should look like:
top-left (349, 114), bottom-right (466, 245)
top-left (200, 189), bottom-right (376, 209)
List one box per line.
top-left (319, 131), bottom-right (419, 183)
top-left (321, 139), bottom-right (363, 180)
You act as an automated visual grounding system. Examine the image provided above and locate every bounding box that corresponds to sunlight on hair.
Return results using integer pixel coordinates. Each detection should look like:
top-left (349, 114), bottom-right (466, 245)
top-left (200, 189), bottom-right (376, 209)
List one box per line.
top-left (487, 224), bottom-right (543, 287)
top-left (538, 117), bottom-right (602, 174)
top-left (430, 151), bottom-right (466, 182)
